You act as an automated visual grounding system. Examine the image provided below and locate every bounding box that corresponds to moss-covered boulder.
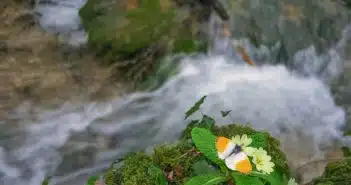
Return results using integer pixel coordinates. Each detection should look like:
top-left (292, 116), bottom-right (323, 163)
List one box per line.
top-left (79, 0), bottom-right (172, 59)
top-left (181, 121), bottom-right (290, 177)
top-left (79, 0), bottom-right (208, 88)
top-left (312, 158), bottom-right (351, 185)
top-left (79, 0), bottom-right (204, 61)
top-left (102, 121), bottom-right (291, 185)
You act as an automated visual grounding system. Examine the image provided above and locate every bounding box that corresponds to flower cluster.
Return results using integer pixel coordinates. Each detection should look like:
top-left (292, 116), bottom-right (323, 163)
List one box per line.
top-left (231, 134), bottom-right (275, 174)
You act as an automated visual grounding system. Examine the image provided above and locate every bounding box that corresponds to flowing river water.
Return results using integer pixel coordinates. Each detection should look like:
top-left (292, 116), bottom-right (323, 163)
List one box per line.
top-left (1, 1), bottom-right (351, 185)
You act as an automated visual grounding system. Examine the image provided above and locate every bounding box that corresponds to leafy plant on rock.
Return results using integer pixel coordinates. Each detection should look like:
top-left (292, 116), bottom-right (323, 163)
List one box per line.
top-left (183, 96), bottom-right (295, 185)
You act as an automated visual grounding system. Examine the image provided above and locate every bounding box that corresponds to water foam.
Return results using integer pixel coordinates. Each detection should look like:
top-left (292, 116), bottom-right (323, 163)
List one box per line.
top-left (34, 0), bottom-right (87, 46)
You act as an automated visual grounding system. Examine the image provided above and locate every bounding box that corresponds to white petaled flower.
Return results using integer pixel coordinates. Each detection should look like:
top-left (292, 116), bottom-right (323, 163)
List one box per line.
top-left (251, 147), bottom-right (275, 174)
top-left (231, 134), bottom-right (256, 156)
top-left (287, 178), bottom-right (298, 185)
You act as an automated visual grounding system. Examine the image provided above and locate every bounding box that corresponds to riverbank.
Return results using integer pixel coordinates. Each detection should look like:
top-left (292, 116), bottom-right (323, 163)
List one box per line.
top-left (0, 0), bottom-right (125, 119)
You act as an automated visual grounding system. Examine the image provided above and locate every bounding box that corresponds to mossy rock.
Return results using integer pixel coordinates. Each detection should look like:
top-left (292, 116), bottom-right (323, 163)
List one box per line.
top-left (79, 0), bottom-right (175, 59)
top-left (79, 0), bottom-right (205, 61)
top-left (79, 0), bottom-right (207, 89)
top-left (180, 121), bottom-right (290, 177)
top-left (312, 158), bottom-right (351, 185)
top-left (103, 141), bottom-right (203, 185)
top-left (103, 122), bottom-right (290, 185)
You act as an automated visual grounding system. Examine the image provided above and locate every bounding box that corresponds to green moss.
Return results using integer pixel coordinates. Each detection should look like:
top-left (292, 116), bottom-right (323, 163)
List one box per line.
top-left (79, 0), bottom-right (204, 62)
top-left (79, 0), bottom-right (175, 60)
top-left (152, 141), bottom-right (205, 184)
top-left (172, 39), bottom-right (197, 53)
top-left (104, 168), bottom-right (121, 185)
top-left (313, 158), bottom-right (351, 185)
top-left (102, 122), bottom-right (290, 185)
top-left (79, 0), bottom-right (206, 90)
top-left (341, 147), bottom-right (351, 157)
top-left (136, 56), bottom-right (181, 91)
top-left (118, 152), bottom-right (155, 185)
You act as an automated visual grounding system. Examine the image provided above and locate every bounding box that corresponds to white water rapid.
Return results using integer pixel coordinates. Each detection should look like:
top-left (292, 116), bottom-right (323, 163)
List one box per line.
top-left (0, 1), bottom-right (351, 185)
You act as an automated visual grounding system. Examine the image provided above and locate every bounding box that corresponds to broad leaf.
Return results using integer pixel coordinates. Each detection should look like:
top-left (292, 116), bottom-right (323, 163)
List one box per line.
top-left (220, 110), bottom-right (231, 117)
top-left (41, 177), bottom-right (51, 185)
top-left (148, 165), bottom-right (168, 185)
top-left (192, 160), bottom-right (219, 175)
top-left (199, 115), bottom-right (215, 130)
top-left (191, 128), bottom-right (221, 164)
top-left (184, 174), bottom-right (228, 185)
top-left (87, 176), bottom-right (98, 185)
top-left (251, 171), bottom-right (281, 185)
top-left (185, 96), bottom-right (207, 119)
top-left (232, 173), bottom-right (264, 185)
top-left (250, 133), bottom-right (267, 148)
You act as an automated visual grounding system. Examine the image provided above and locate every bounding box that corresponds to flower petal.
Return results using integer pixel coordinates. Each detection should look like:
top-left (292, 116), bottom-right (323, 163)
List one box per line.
top-left (241, 134), bottom-right (252, 146)
top-left (243, 147), bottom-right (256, 157)
top-left (251, 147), bottom-right (275, 174)
top-left (231, 135), bottom-right (241, 144)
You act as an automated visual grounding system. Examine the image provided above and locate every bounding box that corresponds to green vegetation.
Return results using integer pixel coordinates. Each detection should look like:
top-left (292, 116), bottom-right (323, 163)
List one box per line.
top-left (312, 158), bottom-right (351, 185)
top-left (79, 0), bottom-right (207, 59)
top-left (96, 96), bottom-right (293, 185)
top-left (41, 97), bottom-right (351, 185)
top-left (79, 0), bottom-right (207, 88)
top-left (79, 0), bottom-right (174, 59)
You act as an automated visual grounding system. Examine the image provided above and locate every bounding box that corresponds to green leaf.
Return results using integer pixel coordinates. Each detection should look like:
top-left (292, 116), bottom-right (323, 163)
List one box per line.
top-left (87, 176), bottom-right (98, 185)
top-left (185, 96), bottom-right (207, 119)
top-left (220, 110), bottom-right (231, 117)
top-left (199, 115), bottom-right (215, 130)
top-left (251, 171), bottom-right (281, 185)
top-left (191, 128), bottom-right (221, 164)
top-left (148, 165), bottom-right (168, 185)
top-left (250, 133), bottom-right (267, 148)
top-left (184, 174), bottom-right (228, 185)
top-left (232, 173), bottom-right (264, 185)
top-left (41, 177), bottom-right (51, 185)
top-left (192, 160), bottom-right (219, 175)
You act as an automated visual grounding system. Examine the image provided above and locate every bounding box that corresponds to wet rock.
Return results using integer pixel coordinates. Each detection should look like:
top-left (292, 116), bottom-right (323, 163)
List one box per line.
top-left (222, 0), bottom-right (351, 63)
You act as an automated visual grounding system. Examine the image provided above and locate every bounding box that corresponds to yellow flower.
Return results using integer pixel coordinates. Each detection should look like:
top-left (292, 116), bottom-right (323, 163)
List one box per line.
top-left (252, 147), bottom-right (275, 174)
top-left (231, 134), bottom-right (256, 156)
top-left (287, 178), bottom-right (298, 185)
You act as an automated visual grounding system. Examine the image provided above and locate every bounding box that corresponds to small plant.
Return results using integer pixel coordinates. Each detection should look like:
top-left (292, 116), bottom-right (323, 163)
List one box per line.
top-left (183, 96), bottom-right (295, 185)
top-left (186, 127), bottom-right (294, 185)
